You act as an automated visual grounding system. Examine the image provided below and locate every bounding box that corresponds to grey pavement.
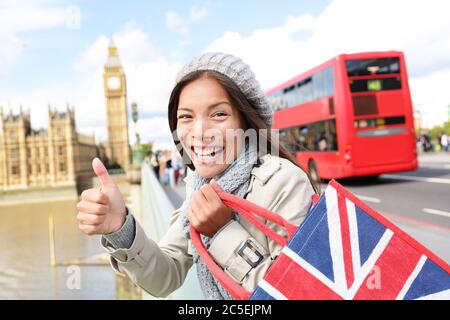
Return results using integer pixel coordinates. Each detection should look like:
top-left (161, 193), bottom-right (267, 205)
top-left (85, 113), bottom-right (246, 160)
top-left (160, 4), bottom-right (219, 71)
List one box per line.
top-left (418, 152), bottom-right (450, 164)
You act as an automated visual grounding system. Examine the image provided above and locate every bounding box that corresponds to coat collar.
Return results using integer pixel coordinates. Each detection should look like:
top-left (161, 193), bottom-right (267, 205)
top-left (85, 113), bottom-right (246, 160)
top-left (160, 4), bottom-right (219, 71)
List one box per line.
top-left (251, 154), bottom-right (281, 184)
top-left (247, 154), bottom-right (281, 193)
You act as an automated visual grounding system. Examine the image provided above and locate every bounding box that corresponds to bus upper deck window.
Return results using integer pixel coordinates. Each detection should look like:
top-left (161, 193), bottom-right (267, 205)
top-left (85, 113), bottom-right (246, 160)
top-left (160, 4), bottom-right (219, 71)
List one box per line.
top-left (346, 58), bottom-right (401, 76)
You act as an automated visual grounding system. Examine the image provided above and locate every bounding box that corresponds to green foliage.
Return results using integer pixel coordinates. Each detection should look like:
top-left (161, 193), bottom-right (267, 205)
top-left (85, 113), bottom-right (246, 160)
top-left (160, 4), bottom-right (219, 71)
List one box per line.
top-left (428, 120), bottom-right (450, 140)
top-left (140, 142), bottom-right (153, 158)
top-left (443, 120), bottom-right (450, 135)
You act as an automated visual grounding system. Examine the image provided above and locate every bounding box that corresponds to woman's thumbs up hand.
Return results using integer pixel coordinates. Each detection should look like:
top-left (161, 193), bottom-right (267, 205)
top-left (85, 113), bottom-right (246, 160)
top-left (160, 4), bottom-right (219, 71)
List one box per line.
top-left (76, 158), bottom-right (127, 235)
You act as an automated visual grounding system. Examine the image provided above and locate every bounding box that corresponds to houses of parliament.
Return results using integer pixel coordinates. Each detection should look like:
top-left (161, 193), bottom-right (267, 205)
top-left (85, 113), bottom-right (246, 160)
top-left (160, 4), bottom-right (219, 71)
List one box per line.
top-left (0, 39), bottom-right (131, 191)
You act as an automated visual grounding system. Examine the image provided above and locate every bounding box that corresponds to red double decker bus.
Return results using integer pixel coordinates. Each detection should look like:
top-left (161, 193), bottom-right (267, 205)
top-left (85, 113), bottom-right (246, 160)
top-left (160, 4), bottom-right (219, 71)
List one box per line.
top-left (268, 51), bottom-right (418, 183)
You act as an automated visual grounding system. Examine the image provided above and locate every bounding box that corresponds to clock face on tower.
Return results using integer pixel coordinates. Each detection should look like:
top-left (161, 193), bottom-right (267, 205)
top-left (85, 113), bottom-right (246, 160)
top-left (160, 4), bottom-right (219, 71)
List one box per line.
top-left (107, 76), bottom-right (121, 90)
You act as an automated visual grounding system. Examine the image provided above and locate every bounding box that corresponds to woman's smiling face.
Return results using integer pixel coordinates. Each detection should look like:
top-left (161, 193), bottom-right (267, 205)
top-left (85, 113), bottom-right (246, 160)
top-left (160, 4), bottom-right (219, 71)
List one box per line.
top-left (176, 75), bottom-right (245, 179)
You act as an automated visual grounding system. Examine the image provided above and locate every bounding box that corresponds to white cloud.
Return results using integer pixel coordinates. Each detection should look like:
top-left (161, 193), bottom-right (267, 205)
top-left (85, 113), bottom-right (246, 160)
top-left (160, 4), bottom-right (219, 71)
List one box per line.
top-left (190, 5), bottom-right (209, 22)
top-left (409, 68), bottom-right (450, 128)
top-left (135, 117), bottom-right (174, 150)
top-left (0, 33), bottom-right (23, 77)
top-left (165, 11), bottom-right (188, 34)
top-left (165, 4), bottom-right (210, 34)
top-left (72, 26), bottom-right (182, 145)
top-left (75, 36), bottom-right (109, 73)
top-left (76, 23), bottom-right (159, 73)
top-left (0, 0), bottom-right (68, 32)
top-left (0, 0), bottom-right (71, 77)
top-left (205, 0), bottom-right (450, 128)
top-left (1, 24), bottom-right (182, 148)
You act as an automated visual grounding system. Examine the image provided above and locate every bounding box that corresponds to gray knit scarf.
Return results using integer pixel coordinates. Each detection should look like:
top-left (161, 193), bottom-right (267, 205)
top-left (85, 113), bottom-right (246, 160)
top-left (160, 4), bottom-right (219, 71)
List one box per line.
top-left (180, 141), bottom-right (259, 300)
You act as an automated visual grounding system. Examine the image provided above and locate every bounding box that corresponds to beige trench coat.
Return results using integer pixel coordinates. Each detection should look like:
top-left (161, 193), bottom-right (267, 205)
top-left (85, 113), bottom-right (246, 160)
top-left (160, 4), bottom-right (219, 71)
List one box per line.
top-left (101, 153), bottom-right (315, 298)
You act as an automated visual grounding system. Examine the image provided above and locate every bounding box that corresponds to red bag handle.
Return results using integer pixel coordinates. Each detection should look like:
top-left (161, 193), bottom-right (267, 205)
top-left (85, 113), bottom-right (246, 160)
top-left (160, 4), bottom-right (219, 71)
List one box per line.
top-left (189, 183), bottom-right (299, 300)
top-left (211, 184), bottom-right (298, 245)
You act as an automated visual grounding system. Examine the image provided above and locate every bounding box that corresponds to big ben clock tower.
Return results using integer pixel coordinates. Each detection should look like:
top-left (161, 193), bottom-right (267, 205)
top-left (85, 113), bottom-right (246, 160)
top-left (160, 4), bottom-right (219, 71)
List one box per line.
top-left (103, 38), bottom-right (130, 170)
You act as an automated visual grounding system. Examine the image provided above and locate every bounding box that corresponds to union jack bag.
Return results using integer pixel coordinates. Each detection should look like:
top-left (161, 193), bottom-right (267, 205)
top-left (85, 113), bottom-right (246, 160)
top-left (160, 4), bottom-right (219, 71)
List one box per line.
top-left (190, 180), bottom-right (450, 300)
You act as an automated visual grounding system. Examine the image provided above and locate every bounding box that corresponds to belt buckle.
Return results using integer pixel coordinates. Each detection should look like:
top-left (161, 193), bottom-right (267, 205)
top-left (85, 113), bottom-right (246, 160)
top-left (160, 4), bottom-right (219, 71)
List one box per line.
top-left (237, 239), bottom-right (264, 268)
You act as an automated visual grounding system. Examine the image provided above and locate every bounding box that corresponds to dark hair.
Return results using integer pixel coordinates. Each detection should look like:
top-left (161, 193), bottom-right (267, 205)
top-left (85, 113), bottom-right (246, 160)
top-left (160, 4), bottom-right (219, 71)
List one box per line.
top-left (167, 70), bottom-right (319, 194)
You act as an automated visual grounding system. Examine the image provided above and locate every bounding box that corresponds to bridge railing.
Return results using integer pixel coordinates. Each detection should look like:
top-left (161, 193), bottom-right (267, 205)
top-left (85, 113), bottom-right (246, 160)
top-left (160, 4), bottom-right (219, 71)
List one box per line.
top-left (140, 162), bottom-right (203, 299)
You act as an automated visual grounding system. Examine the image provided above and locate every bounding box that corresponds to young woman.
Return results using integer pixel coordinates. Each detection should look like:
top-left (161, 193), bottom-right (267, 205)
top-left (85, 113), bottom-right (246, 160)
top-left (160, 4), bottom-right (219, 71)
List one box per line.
top-left (76, 52), bottom-right (317, 300)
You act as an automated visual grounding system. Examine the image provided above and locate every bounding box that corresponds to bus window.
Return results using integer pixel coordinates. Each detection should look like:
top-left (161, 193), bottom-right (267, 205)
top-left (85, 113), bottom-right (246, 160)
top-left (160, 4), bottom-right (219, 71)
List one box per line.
top-left (350, 77), bottom-right (401, 92)
top-left (323, 67), bottom-right (334, 97)
top-left (268, 66), bottom-right (334, 111)
top-left (313, 70), bottom-right (324, 99)
top-left (346, 57), bottom-right (400, 76)
top-left (354, 115), bottom-right (406, 129)
top-left (279, 127), bottom-right (301, 153)
top-left (297, 77), bottom-right (313, 105)
top-left (279, 119), bottom-right (338, 153)
top-left (310, 120), bottom-right (338, 152)
top-left (268, 92), bottom-right (284, 111)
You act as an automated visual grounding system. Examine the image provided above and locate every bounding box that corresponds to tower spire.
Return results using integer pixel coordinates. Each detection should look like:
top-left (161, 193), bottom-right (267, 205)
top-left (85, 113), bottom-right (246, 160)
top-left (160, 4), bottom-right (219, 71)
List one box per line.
top-left (108, 37), bottom-right (118, 57)
top-left (105, 37), bottom-right (121, 68)
top-left (103, 35), bottom-right (130, 170)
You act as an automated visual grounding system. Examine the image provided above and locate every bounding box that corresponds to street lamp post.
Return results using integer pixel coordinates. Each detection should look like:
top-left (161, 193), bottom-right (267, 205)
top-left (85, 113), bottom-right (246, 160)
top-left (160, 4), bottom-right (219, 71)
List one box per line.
top-left (131, 102), bottom-right (144, 165)
top-left (127, 102), bottom-right (144, 185)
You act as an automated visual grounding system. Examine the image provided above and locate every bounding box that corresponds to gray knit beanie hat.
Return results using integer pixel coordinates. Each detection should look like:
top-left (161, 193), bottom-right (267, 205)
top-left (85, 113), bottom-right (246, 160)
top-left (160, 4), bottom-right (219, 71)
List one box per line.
top-left (175, 52), bottom-right (273, 127)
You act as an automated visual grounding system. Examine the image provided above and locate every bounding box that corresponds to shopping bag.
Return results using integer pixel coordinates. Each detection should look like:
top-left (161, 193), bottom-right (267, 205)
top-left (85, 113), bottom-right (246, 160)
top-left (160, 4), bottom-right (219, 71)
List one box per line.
top-left (190, 179), bottom-right (450, 300)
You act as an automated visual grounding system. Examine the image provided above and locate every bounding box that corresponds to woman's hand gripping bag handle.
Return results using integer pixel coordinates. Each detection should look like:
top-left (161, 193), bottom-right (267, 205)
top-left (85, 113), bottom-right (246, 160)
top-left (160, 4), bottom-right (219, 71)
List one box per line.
top-left (189, 183), bottom-right (298, 300)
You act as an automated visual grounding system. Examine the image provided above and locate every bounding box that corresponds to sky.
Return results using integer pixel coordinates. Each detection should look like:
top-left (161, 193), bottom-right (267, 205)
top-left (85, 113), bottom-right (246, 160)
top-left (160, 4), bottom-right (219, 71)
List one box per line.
top-left (1, 0), bottom-right (450, 149)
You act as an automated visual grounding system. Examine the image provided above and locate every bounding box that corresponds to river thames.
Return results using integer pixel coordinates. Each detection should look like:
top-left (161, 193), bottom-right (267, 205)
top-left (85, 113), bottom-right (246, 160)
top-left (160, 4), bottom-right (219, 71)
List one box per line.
top-left (0, 196), bottom-right (117, 299)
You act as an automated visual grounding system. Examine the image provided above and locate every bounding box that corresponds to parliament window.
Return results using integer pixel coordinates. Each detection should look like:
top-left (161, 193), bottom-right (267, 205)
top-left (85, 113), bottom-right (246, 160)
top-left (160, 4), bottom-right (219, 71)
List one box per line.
top-left (10, 148), bottom-right (18, 160)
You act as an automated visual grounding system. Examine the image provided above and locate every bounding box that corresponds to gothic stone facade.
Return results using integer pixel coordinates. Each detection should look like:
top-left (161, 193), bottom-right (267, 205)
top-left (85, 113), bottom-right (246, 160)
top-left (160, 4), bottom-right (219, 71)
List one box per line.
top-left (0, 107), bottom-right (99, 191)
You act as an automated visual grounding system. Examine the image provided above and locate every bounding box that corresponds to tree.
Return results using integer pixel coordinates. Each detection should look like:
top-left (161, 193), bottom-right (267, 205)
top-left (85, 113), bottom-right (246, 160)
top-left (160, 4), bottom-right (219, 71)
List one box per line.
top-left (425, 120), bottom-right (450, 151)
top-left (429, 125), bottom-right (442, 140)
top-left (442, 120), bottom-right (450, 135)
top-left (140, 142), bottom-right (154, 158)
